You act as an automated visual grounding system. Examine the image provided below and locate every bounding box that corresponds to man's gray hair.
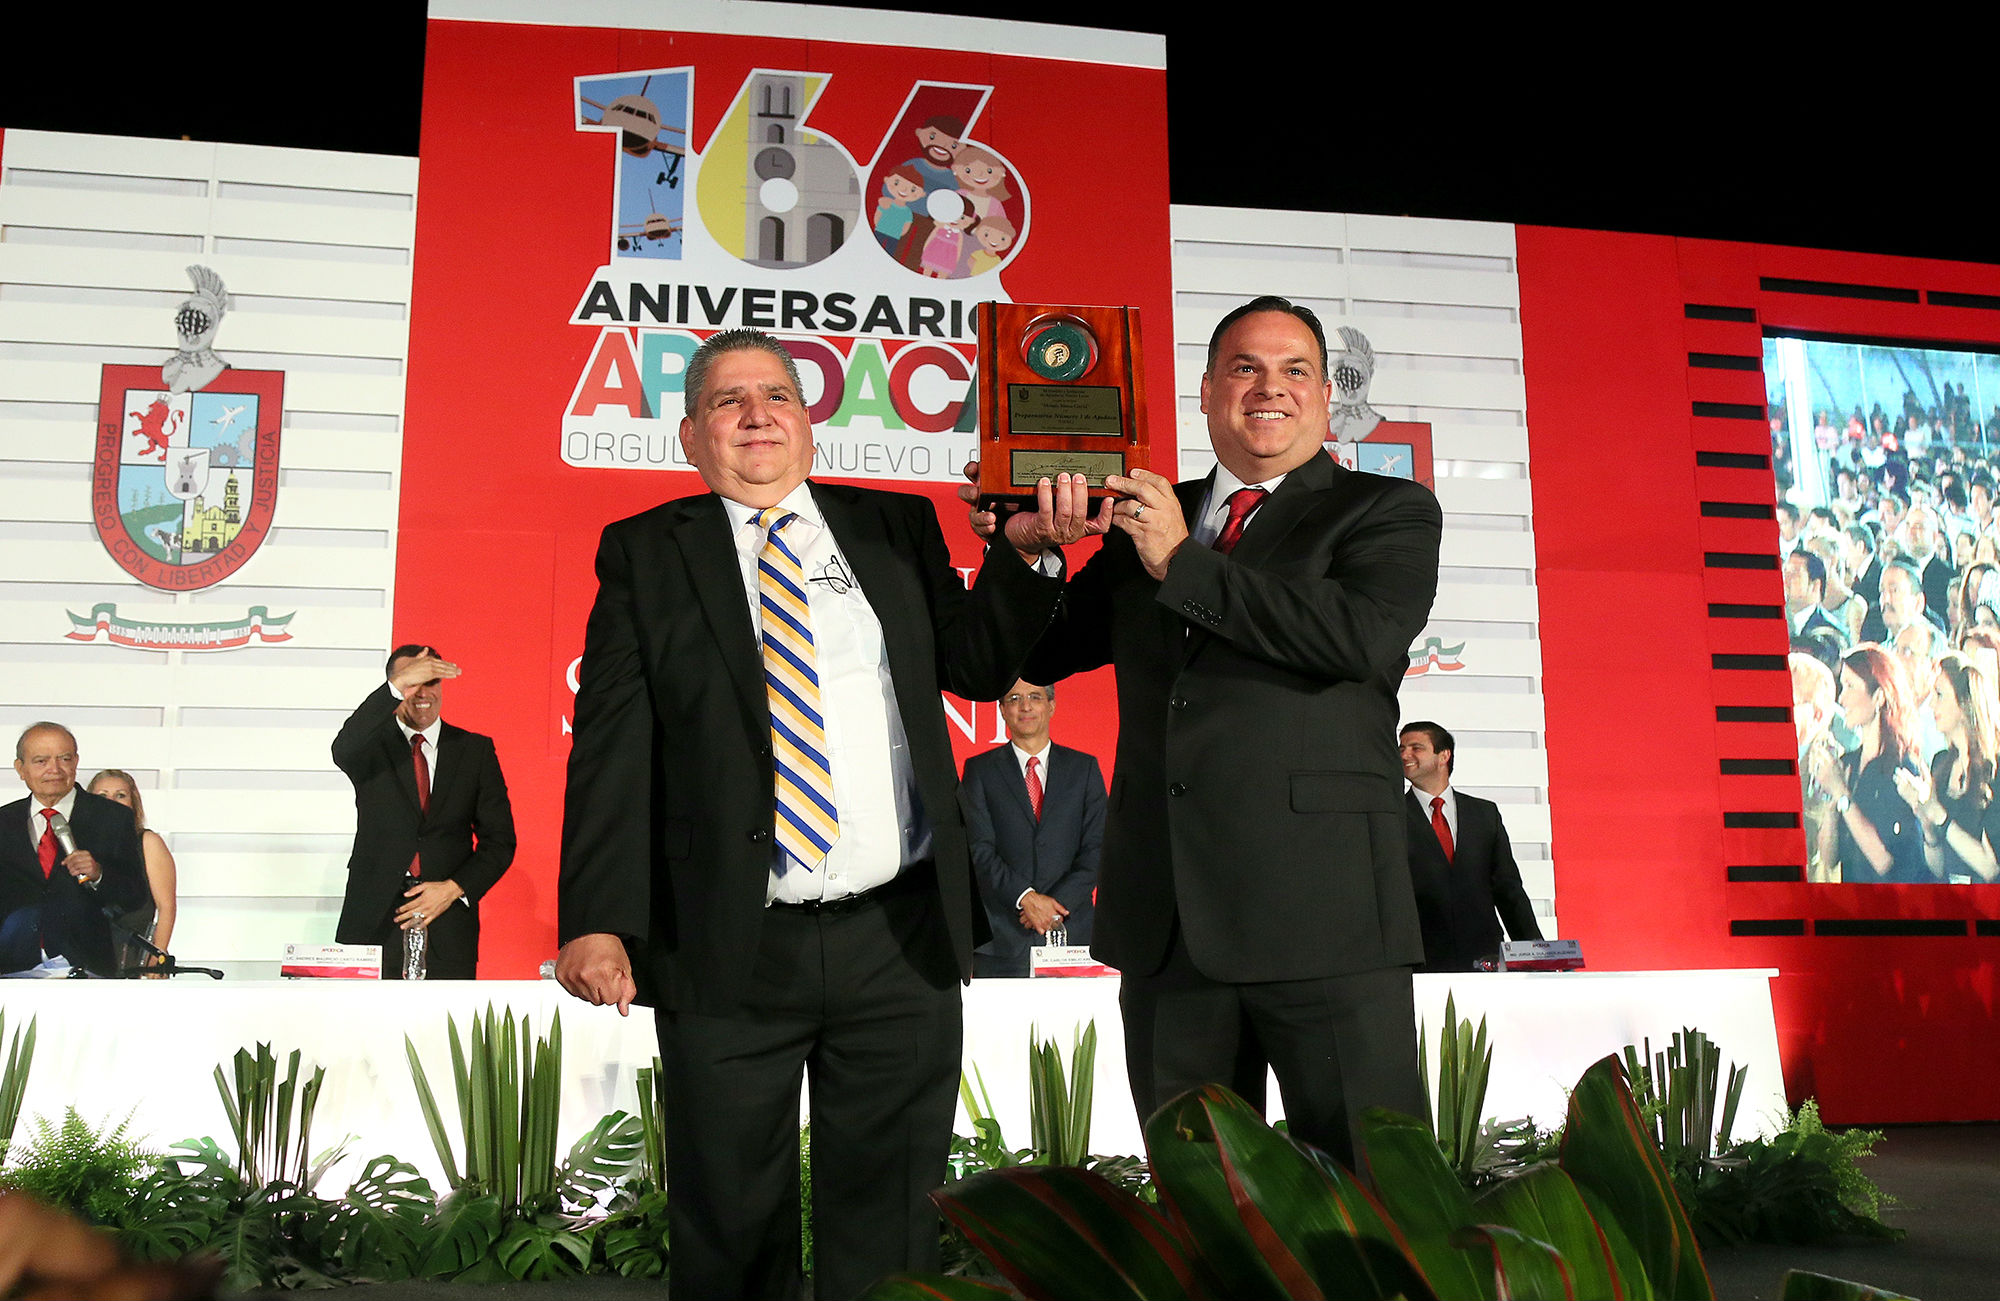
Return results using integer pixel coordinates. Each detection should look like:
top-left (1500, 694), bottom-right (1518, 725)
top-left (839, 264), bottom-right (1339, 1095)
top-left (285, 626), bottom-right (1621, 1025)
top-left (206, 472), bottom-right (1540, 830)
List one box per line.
top-left (683, 329), bottom-right (807, 419)
top-left (15, 721), bottom-right (76, 762)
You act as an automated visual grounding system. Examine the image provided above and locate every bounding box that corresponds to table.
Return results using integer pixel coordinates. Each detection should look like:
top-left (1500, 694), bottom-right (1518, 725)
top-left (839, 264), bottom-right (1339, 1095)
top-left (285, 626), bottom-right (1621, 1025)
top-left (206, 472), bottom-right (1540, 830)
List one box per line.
top-left (0, 969), bottom-right (1783, 1192)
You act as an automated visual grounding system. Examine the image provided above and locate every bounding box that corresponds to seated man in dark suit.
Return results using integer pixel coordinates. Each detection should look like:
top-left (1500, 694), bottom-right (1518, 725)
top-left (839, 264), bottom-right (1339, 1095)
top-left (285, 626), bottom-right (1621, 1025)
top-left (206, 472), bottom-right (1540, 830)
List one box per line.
top-left (332, 645), bottom-right (516, 979)
top-left (1, 722), bottom-right (149, 975)
top-left (1399, 721), bottom-right (1542, 972)
top-left (962, 679), bottom-right (1105, 977)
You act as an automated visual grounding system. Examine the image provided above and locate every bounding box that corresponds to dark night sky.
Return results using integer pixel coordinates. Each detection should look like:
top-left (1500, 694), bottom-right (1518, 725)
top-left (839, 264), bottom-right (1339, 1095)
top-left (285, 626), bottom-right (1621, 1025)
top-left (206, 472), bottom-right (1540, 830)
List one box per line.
top-left (3, 5), bottom-right (1987, 267)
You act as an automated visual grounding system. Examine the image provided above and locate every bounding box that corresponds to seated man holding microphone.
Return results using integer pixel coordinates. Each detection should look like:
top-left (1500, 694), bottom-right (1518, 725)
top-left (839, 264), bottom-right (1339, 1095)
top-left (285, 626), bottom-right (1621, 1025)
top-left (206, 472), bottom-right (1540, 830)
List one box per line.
top-left (1, 722), bottom-right (149, 976)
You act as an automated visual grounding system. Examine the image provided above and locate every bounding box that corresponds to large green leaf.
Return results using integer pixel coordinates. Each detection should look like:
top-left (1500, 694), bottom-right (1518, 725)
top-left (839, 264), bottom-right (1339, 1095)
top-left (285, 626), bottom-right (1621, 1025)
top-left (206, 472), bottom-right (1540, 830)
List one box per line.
top-left (0, 1013), bottom-right (37, 1154)
top-left (1452, 1223), bottom-right (1575, 1301)
top-left (418, 1189), bottom-right (503, 1277)
top-left (1141, 1089), bottom-right (1438, 1301)
top-left (326, 1154), bottom-right (434, 1280)
top-left (557, 1110), bottom-right (644, 1202)
top-left (212, 1185), bottom-right (282, 1293)
top-left (599, 1221), bottom-right (670, 1279)
top-left (117, 1147), bottom-right (234, 1261)
top-left (1192, 1091), bottom-right (1436, 1301)
top-left (406, 1033), bottom-right (463, 1190)
top-left (494, 1214), bottom-right (594, 1280)
top-left (1472, 1164), bottom-right (1651, 1301)
top-left (1778, 1270), bottom-right (1915, 1301)
top-left (1360, 1108), bottom-right (1494, 1301)
top-left (1560, 1056), bottom-right (1711, 1301)
top-left (934, 1164), bottom-right (1196, 1301)
top-left (860, 1275), bottom-right (1022, 1300)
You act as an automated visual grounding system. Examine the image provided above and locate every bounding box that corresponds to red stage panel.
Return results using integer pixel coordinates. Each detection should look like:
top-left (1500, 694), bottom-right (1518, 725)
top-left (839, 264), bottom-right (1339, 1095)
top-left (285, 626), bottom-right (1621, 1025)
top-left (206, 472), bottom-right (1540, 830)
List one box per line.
top-left (399, 14), bottom-right (1172, 977)
top-left (1522, 224), bottom-right (2000, 1124)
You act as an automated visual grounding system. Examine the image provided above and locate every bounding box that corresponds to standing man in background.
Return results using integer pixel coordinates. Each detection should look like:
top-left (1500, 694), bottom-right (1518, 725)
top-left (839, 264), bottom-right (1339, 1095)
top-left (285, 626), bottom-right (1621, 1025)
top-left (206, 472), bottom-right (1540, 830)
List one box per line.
top-left (1399, 721), bottom-right (1542, 971)
top-left (332, 646), bottom-right (516, 979)
top-left (962, 679), bottom-right (1104, 977)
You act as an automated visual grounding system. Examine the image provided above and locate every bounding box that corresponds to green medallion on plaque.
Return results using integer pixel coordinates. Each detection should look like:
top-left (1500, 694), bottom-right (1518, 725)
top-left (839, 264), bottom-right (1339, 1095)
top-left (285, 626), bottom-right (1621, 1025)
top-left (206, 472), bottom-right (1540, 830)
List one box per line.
top-left (975, 303), bottom-right (1149, 508)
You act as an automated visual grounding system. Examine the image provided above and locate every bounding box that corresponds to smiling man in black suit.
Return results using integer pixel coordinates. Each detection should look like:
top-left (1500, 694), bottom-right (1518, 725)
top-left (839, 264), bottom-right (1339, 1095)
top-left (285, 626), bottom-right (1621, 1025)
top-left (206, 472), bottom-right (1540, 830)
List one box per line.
top-left (331, 645), bottom-right (516, 979)
top-left (1399, 720), bottom-right (1542, 972)
top-left (1, 722), bottom-right (148, 975)
top-left (968, 295), bottom-right (1443, 1170)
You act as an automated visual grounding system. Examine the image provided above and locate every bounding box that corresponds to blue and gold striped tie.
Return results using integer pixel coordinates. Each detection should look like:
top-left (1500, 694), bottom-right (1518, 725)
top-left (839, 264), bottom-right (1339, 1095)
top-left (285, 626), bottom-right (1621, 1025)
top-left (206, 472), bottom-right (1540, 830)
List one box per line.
top-left (757, 507), bottom-right (839, 871)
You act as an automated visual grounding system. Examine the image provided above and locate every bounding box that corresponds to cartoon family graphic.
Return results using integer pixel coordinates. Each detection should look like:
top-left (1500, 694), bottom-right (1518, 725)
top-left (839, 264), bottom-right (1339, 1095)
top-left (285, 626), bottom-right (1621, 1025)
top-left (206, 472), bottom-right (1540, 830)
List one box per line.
top-left (871, 115), bottom-right (1021, 279)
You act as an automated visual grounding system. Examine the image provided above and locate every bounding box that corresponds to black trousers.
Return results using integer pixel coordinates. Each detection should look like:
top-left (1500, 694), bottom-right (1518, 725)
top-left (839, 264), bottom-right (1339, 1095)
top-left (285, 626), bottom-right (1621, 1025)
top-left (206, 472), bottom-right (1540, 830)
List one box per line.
top-left (1119, 918), bottom-right (1423, 1172)
top-left (654, 881), bottom-right (961, 1301)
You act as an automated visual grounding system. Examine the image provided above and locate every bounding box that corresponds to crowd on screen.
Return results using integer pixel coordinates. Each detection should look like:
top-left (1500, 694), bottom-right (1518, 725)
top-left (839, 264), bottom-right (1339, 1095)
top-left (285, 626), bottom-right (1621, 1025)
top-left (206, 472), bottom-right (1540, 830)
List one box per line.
top-left (1774, 388), bottom-right (2000, 883)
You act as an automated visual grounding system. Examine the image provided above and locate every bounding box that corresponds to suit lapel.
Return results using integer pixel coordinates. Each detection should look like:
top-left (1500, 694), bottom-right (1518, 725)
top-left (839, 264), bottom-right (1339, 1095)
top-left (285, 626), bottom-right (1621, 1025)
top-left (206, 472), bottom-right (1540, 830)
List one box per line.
top-left (1227, 452), bottom-right (1332, 571)
top-left (426, 726), bottom-right (467, 819)
top-left (1169, 477), bottom-right (1212, 666)
top-left (1, 801), bottom-right (36, 884)
top-left (673, 497), bottom-right (764, 730)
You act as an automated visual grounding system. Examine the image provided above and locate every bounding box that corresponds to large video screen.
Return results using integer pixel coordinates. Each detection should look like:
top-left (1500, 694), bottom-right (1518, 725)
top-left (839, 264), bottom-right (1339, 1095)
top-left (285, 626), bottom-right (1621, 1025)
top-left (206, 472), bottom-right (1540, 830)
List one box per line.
top-left (1766, 333), bottom-right (2000, 883)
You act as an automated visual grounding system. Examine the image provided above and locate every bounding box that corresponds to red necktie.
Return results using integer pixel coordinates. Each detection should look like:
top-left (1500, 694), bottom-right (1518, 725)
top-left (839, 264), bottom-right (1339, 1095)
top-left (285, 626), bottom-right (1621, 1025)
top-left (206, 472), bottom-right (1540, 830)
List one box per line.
top-left (1026, 755), bottom-right (1044, 821)
top-left (1431, 795), bottom-right (1455, 862)
top-left (1213, 487), bottom-right (1267, 555)
top-left (410, 734), bottom-right (430, 878)
top-left (37, 808), bottom-right (58, 879)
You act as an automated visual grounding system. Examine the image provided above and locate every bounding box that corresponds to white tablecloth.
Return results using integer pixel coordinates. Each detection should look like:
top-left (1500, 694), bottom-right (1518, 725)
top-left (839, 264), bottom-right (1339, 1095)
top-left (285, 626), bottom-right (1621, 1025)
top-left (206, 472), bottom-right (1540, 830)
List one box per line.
top-left (0, 968), bottom-right (1783, 1191)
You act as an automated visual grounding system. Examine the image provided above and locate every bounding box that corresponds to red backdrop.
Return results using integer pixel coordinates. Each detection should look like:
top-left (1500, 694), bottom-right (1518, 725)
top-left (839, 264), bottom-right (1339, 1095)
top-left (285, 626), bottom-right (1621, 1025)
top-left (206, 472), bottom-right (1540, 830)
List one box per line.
top-left (1521, 226), bottom-right (2000, 1124)
top-left (398, 17), bottom-right (1169, 980)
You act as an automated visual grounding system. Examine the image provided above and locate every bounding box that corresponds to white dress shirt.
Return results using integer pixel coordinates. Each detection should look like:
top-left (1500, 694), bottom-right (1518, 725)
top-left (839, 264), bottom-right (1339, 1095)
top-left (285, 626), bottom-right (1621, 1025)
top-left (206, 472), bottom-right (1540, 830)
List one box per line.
top-left (24, 786), bottom-right (78, 852)
top-left (1191, 463), bottom-right (1291, 548)
top-left (1410, 782), bottom-right (1458, 843)
top-left (1008, 740), bottom-right (1054, 908)
top-left (723, 484), bottom-right (927, 904)
top-left (394, 716), bottom-right (443, 787)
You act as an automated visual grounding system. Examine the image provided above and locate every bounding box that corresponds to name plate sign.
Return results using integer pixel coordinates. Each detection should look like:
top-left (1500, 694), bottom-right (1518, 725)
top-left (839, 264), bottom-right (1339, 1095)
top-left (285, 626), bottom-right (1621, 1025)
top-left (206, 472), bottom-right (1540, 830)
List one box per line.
top-left (1498, 939), bottom-right (1584, 972)
top-left (975, 302), bottom-right (1147, 508)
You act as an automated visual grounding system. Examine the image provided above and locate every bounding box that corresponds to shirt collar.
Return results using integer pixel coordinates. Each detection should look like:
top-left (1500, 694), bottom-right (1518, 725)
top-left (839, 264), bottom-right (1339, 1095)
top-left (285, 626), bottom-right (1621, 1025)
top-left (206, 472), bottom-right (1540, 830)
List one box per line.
top-left (1011, 740), bottom-right (1052, 771)
top-left (1409, 781), bottom-right (1453, 809)
top-left (36, 785), bottom-right (79, 818)
top-left (1206, 463), bottom-right (1289, 521)
top-left (722, 481), bottom-right (820, 536)
top-left (396, 716), bottom-right (443, 749)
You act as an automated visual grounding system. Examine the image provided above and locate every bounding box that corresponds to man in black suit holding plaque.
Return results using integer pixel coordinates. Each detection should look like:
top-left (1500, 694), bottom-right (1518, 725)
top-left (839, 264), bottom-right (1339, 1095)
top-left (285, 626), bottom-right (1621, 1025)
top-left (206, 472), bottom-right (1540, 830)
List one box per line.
top-left (966, 294), bottom-right (1443, 1169)
top-left (1399, 721), bottom-right (1542, 971)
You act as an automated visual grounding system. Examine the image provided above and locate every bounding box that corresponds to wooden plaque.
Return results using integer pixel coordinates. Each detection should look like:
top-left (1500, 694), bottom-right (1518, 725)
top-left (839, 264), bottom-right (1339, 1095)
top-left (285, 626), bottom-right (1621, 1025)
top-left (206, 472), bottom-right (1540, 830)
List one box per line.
top-left (975, 302), bottom-right (1147, 508)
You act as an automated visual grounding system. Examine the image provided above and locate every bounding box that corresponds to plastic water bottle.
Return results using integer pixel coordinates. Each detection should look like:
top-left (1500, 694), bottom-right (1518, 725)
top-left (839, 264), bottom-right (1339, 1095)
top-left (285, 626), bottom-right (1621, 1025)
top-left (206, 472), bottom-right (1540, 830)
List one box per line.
top-left (403, 924), bottom-right (428, 980)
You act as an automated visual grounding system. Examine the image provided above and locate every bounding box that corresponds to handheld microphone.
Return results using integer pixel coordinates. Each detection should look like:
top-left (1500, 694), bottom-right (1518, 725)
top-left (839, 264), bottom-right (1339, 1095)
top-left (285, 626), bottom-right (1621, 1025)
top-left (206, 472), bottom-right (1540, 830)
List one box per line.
top-left (48, 811), bottom-right (78, 858)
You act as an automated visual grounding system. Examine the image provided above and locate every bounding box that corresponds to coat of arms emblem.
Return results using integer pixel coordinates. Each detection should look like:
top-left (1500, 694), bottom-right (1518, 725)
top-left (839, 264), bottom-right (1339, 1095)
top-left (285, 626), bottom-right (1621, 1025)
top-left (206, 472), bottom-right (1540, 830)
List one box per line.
top-left (89, 268), bottom-right (282, 591)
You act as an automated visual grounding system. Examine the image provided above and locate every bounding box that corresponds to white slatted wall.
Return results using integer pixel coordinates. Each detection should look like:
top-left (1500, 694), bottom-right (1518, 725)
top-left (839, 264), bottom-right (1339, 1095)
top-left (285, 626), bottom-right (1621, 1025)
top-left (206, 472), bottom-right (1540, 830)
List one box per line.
top-left (0, 130), bottom-right (418, 976)
top-left (1170, 207), bottom-right (1557, 935)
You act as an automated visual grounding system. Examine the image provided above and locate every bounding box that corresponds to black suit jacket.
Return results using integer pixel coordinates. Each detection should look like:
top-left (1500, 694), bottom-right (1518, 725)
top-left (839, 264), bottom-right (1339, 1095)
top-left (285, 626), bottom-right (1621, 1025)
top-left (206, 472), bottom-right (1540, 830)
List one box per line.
top-left (1023, 453), bottom-right (1442, 983)
top-left (962, 742), bottom-right (1104, 973)
top-left (0, 788), bottom-right (150, 975)
top-left (558, 482), bottom-right (1064, 1013)
top-left (1403, 789), bottom-right (1542, 971)
top-left (331, 685), bottom-right (516, 952)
